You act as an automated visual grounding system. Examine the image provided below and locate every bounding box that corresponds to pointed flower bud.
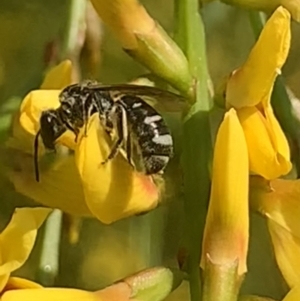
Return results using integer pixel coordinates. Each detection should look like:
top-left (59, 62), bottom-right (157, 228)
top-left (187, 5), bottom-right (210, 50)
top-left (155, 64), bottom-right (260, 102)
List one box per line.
top-left (201, 109), bottom-right (249, 275)
top-left (90, 0), bottom-right (192, 95)
top-left (225, 7), bottom-right (292, 180)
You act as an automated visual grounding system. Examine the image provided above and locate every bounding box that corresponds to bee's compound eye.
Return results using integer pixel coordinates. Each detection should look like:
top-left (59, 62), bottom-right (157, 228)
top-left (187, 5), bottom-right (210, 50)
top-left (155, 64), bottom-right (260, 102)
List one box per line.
top-left (40, 110), bottom-right (65, 149)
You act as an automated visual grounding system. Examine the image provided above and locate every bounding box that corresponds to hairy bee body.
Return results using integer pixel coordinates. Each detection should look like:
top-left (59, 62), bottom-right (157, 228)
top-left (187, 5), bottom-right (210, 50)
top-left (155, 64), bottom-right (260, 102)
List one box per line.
top-left (58, 82), bottom-right (115, 136)
top-left (117, 94), bottom-right (172, 174)
top-left (34, 81), bottom-right (183, 181)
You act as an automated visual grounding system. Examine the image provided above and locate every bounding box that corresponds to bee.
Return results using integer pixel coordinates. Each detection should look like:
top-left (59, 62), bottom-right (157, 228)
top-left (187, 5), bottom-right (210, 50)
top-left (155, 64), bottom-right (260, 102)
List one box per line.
top-left (34, 81), bottom-right (185, 182)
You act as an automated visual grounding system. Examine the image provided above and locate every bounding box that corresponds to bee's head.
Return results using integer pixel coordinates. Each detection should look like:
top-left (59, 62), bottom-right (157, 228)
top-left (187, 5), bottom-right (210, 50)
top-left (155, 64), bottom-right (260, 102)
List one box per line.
top-left (34, 109), bottom-right (66, 182)
top-left (39, 109), bottom-right (66, 149)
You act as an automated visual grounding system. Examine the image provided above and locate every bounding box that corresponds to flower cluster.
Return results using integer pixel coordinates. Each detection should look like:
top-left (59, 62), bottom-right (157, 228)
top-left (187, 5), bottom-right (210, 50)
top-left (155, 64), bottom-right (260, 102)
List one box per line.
top-left (0, 208), bottom-right (177, 300)
top-left (201, 9), bottom-right (300, 301)
top-left (4, 1), bottom-right (300, 300)
top-left (7, 61), bottom-right (160, 224)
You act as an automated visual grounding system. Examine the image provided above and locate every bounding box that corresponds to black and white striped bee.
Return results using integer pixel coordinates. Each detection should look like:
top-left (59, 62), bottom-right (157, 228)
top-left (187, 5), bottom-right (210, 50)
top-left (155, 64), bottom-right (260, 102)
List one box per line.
top-left (34, 80), bottom-right (185, 181)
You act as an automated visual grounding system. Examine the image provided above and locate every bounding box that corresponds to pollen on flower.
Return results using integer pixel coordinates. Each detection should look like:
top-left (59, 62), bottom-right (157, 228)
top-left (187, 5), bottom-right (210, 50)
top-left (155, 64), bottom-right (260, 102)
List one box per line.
top-left (137, 172), bottom-right (160, 202)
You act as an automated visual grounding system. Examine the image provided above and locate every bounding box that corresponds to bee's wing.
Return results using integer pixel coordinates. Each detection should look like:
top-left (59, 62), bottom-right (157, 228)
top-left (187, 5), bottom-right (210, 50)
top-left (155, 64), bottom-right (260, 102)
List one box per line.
top-left (90, 84), bottom-right (187, 113)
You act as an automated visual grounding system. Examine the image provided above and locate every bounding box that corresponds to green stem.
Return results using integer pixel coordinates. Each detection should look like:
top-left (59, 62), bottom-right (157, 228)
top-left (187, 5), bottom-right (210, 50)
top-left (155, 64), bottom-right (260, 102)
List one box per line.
top-left (37, 209), bottom-right (62, 286)
top-left (174, 0), bottom-right (212, 106)
top-left (61, 0), bottom-right (87, 60)
top-left (202, 259), bottom-right (241, 301)
top-left (248, 11), bottom-right (266, 40)
top-left (174, 1), bottom-right (212, 301)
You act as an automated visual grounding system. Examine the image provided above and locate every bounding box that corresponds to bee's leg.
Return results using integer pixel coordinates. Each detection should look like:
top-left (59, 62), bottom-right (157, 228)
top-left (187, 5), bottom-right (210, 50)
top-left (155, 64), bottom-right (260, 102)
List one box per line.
top-left (125, 131), bottom-right (135, 168)
top-left (102, 105), bottom-right (128, 164)
top-left (84, 97), bottom-right (97, 136)
top-left (83, 105), bottom-right (88, 137)
top-left (34, 131), bottom-right (41, 182)
top-left (100, 113), bottom-right (113, 134)
top-left (73, 128), bottom-right (80, 143)
top-left (64, 121), bottom-right (80, 143)
top-left (83, 105), bottom-right (93, 137)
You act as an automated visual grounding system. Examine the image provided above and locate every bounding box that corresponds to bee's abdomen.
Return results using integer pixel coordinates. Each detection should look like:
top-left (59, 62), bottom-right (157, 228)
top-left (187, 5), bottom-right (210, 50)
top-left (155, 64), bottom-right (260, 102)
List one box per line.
top-left (121, 96), bottom-right (173, 174)
top-left (139, 121), bottom-right (173, 174)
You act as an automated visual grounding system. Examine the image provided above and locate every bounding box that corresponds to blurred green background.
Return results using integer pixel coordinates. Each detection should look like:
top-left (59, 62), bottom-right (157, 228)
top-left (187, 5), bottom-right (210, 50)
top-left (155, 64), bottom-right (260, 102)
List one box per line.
top-left (0, 0), bottom-right (299, 300)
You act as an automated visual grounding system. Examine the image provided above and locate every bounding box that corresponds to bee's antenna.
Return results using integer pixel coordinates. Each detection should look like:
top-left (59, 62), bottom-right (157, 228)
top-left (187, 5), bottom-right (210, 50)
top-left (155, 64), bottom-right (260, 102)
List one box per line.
top-left (34, 131), bottom-right (40, 182)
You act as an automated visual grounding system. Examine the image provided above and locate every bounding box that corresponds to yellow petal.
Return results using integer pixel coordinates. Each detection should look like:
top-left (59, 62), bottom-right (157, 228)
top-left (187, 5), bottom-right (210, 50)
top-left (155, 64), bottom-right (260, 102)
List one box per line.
top-left (250, 177), bottom-right (300, 287)
top-left (250, 178), bottom-right (300, 244)
top-left (226, 7), bottom-right (291, 108)
top-left (282, 286), bottom-right (300, 301)
top-left (238, 106), bottom-right (291, 179)
top-left (1, 288), bottom-right (101, 301)
top-left (0, 208), bottom-right (51, 291)
top-left (19, 90), bottom-right (61, 136)
top-left (14, 89), bottom-right (76, 154)
top-left (90, 0), bottom-right (155, 49)
top-left (0, 274), bottom-right (10, 295)
top-left (40, 60), bottom-right (73, 90)
top-left (219, 1), bottom-right (300, 22)
top-left (4, 277), bottom-right (43, 290)
top-left (55, 131), bottom-right (77, 150)
top-left (268, 220), bottom-right (300, 288)
top-left (8, 153), bottom-right (92, 217)
top-left (1, 283), bottom-right (132, 301)
top-left (8, 89), bottom-right (91, 217)
top-left (75, 115), bottom-right (159, 224)
top-left (265, 105), bottom-right (291, 166)
top-left (201, 109), bottom-right (249, 275)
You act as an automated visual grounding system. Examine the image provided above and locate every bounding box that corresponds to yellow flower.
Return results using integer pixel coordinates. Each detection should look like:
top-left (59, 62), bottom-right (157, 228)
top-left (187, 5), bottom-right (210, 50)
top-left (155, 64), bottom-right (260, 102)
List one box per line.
top-left (0, 206), bottom-right (127, 301)
top-left (201, 109), bottom-right (249, 275)
top-left (2, 283), bottom-right (131, 301)
top-left (7, 60), bottom-right (73, 154)
top-left (75, 114), bottom-right (159, 223)
top-left (250, 177), bottom-right (300, 289)
top-left (225, 6), bottom-right (292, 180)
top-left (0, 207), bottom-right (51, 292)
top-left (250, 176), bottom-right (300, 300)
top-left (7, 60), bottom-right (91, 217)
top-left (7, 60), bottom-right (160, 224)
top-left (217, 0), bottom-right (300, 22)
top-left (90, 0), bottom-right (192, 96)
top-left (90, 0), bottom-right (154, 49)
